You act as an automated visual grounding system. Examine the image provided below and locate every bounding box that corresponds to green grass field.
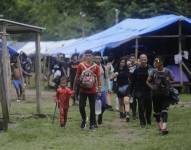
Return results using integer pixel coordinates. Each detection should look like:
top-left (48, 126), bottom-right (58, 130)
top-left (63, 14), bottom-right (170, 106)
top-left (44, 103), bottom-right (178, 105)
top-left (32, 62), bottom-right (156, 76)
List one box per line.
top-left (0, 91), bottom-right (191, 150)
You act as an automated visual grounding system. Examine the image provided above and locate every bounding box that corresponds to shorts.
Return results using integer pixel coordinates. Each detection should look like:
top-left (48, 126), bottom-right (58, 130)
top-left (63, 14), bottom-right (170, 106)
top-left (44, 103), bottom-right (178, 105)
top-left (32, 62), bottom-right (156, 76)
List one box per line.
top-left (13, 80), bottom-right (22, 91)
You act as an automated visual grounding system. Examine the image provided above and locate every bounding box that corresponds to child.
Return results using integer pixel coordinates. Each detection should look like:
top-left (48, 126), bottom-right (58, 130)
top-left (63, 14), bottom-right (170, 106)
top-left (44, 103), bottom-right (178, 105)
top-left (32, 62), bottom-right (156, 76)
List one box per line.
top-left (11, 63), bottom-right (23, 102)
top-left (56, 77), bottom-right (73, 127)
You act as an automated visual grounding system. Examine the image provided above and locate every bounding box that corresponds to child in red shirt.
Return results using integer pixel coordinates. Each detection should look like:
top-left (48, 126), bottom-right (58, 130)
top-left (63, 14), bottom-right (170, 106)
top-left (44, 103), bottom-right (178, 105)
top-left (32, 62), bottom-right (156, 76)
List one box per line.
top-left (56, 78), bottom-right (73, 127)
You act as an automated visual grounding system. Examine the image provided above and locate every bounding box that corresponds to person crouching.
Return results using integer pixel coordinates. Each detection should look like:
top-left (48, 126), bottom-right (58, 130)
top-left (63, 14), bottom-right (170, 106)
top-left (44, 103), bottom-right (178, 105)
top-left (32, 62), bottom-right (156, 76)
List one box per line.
top-left (56, 77), bottom-right (73, 127)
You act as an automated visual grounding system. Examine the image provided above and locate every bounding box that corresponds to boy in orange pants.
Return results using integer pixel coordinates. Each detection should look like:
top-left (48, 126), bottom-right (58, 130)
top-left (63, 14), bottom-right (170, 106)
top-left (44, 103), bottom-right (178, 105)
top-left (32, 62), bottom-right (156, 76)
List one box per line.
top-left (56, 77), bottom-right (73, 127)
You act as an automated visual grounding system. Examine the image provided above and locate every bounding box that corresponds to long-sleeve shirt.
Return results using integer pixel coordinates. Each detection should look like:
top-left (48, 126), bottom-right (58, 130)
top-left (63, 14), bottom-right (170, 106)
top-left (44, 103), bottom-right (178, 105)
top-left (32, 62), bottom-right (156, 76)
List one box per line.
top-left (56, 87), bottom-right (73, 109)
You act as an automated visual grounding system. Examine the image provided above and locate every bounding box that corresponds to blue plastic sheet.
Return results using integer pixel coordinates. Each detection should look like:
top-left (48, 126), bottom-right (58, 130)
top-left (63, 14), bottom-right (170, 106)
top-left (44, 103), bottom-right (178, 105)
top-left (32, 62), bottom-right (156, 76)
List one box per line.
top-left (51, 14), bottom-right (191, 55)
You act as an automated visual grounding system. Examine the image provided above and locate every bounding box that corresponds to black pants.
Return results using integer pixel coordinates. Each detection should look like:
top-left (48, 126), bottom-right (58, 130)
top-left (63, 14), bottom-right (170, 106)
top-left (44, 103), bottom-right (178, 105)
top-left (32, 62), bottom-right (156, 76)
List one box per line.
top-left (131, 97), bottom-right (137, 117)
top-left (152, 94), bottom-right (169, 123)
top-left (137, 94), bottom-right (152, 125)
top-left (79, 92), bottom-right (96, 126)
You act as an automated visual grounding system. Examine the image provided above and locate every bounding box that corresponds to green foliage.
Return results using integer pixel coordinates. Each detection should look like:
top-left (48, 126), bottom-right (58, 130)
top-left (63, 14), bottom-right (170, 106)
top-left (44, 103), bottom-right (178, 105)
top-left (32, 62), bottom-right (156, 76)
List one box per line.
top-left (1, 0), bottom-right (191, 40)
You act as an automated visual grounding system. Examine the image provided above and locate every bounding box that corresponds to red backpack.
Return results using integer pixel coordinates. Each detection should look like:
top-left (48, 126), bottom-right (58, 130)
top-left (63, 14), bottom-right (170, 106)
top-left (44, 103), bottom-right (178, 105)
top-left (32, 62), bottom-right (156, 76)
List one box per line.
top-left (79, 63), bottom-right (97, 89)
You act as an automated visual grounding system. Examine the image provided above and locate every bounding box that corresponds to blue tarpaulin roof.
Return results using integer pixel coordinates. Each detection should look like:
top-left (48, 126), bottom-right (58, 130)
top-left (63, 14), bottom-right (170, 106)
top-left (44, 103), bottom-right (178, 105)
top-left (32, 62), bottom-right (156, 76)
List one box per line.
top-left (0, 42), bottom-right (18, 56)
top-left (51, 14), bottom-right (191, 55)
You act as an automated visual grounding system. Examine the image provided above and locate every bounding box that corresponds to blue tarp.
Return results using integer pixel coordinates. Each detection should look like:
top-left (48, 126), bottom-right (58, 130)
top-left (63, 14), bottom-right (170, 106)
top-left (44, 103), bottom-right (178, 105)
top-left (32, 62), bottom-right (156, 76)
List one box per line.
top-left (51, 14), bottom-right (191, 55)
top-left (0, 42), bottom-right (18, 56)
top-left (167, 65), bottom-right (189, 83)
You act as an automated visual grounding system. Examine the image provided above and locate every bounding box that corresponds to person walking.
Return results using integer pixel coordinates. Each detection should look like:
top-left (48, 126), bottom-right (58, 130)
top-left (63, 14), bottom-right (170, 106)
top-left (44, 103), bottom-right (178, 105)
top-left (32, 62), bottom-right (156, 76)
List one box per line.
top-left (56, 77), bottom-right (73, 128)
top-left (147, 57), bottom-right (174, 135)
top-left (73, 50), bottom-right (101, 131)
top-left (111, 57), bottom-right (130, 122)
top-left (130, 54), bottom-right (152, 128)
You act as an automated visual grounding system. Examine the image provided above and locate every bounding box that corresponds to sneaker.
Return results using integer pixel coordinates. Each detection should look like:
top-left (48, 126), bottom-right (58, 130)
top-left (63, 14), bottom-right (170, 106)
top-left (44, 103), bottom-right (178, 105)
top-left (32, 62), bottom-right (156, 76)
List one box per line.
top-left (81, 121), bottom-right (86, 129)
top-left (16, 100), bottom-right (21, 103)
top-left (161, 129), bottom-right (169, 135)
top-left (89, 125), bottom-right (96, 131)
top-left (125, 112), bottom-right (130, 122)
top-left (140, 124), bottom-right (146, 128)
top-left (126, 117), bottom-right (130, 122)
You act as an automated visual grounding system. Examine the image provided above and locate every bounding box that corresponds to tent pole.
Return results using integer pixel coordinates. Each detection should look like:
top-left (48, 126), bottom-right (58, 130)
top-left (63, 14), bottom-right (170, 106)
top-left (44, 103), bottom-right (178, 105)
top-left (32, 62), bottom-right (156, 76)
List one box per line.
top-left (182, 62), bottom-right (191, 77)
top-left (135, 38), bottom-right (139, 59)
top-left (178, 20), bottom-right (183, 86)
top-left (0, 24), bottom-right (9, 130)
top-left (35, 33), bottom-right (41, 114)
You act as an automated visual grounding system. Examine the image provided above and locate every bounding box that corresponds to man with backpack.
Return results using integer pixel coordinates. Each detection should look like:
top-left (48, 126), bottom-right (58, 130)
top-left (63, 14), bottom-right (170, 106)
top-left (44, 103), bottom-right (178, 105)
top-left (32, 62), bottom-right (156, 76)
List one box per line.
top-left (73, 50), bottom-right (101, 131)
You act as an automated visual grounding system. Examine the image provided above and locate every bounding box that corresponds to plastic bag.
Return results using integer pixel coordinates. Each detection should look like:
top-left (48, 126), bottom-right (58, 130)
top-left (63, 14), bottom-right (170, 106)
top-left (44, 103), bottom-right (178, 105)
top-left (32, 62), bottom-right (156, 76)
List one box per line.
top-left (95, 99), bottom-right (102, 115)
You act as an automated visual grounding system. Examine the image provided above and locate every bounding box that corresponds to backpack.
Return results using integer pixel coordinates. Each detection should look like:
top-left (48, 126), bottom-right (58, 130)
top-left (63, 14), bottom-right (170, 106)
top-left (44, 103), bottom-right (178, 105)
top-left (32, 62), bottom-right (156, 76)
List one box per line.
top-left (168, 87), bottom-right (180, 105)
top-left (79, 63), bottom-right (97, 89)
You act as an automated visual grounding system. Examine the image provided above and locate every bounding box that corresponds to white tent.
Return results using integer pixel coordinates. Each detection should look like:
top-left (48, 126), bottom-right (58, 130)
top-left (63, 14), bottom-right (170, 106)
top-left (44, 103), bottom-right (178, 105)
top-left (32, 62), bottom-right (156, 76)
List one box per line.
top-left (17, 39), bottom-right (78, 55)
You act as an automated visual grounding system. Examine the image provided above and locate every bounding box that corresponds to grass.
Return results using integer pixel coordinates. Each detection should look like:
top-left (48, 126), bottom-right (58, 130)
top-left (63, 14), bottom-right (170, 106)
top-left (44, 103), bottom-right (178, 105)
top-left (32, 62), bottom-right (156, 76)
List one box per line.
top-left (0, 90), bottom-right (191, 150)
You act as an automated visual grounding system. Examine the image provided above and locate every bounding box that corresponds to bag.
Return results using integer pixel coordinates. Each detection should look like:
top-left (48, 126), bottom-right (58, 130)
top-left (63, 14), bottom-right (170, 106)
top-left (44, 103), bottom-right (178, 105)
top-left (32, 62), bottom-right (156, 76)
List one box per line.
top-left (168, 87), bottom-right (180, 105)
top-left (95, 99), bottom-right (102, 115)
top-left (112, 80), bottom-right (118, 93)
top-left (118, 85), bottom-right (129, 96)
top-left (79, 63), bottom-right (96, 89)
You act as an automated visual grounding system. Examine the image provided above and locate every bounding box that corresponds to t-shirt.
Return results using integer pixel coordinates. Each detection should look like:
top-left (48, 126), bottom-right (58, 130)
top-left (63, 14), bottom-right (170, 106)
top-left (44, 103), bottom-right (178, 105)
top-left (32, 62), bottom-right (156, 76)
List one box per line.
top-left (149, 68), bottom-right (174, 95)
top-left (114, 66), bottom-right (129, 87)
top-left (131, 65), bottom-right (152, 93)
top-left (56, 87), bottom-right (72, 108)
top-left (76, 63), bottom-right (100, 94)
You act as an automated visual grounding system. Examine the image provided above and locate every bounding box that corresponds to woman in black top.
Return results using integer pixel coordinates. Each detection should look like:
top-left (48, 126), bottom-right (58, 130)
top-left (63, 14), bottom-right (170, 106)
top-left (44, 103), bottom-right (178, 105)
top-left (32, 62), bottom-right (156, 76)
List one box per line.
top-left (112, 58), bottom-right (130, 122)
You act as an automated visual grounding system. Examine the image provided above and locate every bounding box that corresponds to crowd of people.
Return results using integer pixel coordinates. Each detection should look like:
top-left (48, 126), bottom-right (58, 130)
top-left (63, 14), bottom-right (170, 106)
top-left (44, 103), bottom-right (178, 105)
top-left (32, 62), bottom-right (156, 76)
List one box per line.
top-left (53, 49), bottom-right (179, 135)
top-left (9, 49), bottom-right (179, 135)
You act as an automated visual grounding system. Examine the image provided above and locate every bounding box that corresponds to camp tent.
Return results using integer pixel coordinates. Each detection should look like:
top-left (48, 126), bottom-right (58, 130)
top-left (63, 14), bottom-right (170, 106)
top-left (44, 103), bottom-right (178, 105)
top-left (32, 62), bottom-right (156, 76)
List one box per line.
top-left (52, 14), bottom-right (191, 55)
top-left (17, 39), bottom-right (79, 55)
top-left (52, 14), bottom-right (191, 87)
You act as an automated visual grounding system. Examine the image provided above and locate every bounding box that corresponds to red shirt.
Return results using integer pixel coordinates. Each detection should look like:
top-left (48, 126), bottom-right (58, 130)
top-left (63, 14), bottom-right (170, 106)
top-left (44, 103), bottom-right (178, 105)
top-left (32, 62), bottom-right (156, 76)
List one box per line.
top-left (76, 63), bottom-right (100, 94)
top-left (56, 87), bottom-right (73, 108)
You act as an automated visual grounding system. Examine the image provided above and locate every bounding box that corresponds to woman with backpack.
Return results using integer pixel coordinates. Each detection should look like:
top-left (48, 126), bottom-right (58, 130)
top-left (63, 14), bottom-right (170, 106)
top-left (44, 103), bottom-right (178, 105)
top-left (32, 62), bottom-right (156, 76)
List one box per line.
top-left (147, 57), bottom-right (174, 135)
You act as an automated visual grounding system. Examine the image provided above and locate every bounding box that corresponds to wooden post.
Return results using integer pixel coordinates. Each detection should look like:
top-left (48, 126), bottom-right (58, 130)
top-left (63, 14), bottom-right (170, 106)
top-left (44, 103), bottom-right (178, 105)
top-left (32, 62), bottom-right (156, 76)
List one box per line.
top-left (35, 33), bottom-right (41, 114)
top-left (0, 24), bottom-right (9, 130)
top-left (178, 20), bottom-right (183, 86)
top-left (135, 38), bottom-right (139, 59)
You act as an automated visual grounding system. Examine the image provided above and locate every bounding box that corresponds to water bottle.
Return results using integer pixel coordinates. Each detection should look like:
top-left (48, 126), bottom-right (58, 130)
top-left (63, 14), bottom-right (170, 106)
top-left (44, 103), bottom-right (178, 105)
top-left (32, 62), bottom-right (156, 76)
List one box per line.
top-left (95, 99), bottom-right (102, 115)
